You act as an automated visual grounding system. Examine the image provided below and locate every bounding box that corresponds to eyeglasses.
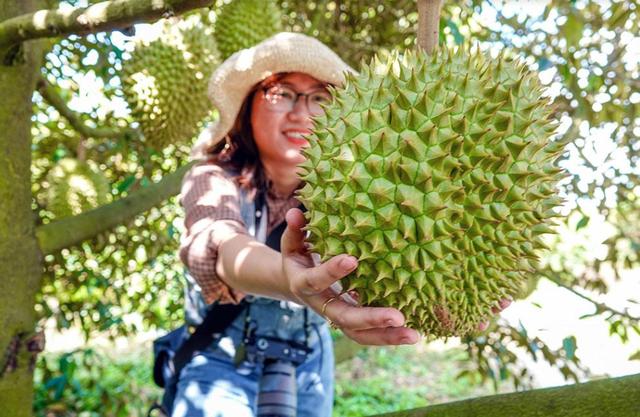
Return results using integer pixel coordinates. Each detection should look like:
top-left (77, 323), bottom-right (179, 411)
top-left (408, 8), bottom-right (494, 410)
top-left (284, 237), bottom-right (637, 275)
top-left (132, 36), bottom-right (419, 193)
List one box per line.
top-left (261, 84), bottom-right (332, 115)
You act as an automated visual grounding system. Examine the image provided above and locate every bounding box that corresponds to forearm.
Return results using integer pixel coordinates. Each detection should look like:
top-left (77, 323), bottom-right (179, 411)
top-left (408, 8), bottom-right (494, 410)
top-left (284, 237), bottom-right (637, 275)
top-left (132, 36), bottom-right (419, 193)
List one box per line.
top-left (216, 233), bottom-right (297, 302)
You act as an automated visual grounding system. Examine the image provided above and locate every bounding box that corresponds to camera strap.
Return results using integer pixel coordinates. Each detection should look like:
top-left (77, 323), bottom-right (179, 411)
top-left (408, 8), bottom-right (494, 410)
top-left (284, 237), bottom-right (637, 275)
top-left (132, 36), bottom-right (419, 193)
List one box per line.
top-left (173, 189), bottom-right (304, 378)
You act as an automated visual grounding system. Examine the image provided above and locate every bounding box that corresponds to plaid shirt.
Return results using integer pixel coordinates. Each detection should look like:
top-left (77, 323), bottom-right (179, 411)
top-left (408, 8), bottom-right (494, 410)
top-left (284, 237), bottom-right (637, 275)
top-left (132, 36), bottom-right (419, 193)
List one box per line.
top-left (179, 161), bottom-right (301, 304)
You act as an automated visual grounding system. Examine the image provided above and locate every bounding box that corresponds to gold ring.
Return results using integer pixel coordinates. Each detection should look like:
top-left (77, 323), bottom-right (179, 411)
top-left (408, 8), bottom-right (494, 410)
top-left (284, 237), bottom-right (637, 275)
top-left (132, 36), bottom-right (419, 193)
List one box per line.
top-left (321, 295), bottom-right (338, 316)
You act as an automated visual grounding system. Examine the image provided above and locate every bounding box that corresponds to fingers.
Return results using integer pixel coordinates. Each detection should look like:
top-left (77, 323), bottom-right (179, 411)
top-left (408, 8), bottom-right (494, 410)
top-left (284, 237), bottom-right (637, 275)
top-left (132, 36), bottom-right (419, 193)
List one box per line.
top-left (280, 207), bottom-right (420, 346)
top-left (319, 297), bottom-right (404, 331)
top-left (319, 295), bottom-right (421, 345)
top-left (281, 208), bottom-right (360, 297)
top-left (297, 255), bottom-right (357, 295)
top-left (491, 298), bottom-right (512, 314)
top-left (480, 298), bottom-right (513, 331)
top-left (281, 208), bottom-right (307, 256)
top-left (343, 326), bottom-right (421, 346)
top-left (498, 298), bottom-right (512, 310)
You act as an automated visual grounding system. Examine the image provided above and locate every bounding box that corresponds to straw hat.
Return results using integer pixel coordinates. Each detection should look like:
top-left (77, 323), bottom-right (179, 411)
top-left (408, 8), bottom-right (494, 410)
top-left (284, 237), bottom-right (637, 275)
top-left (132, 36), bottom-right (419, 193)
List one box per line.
top-left (190, 32), bottom-right (354, 160)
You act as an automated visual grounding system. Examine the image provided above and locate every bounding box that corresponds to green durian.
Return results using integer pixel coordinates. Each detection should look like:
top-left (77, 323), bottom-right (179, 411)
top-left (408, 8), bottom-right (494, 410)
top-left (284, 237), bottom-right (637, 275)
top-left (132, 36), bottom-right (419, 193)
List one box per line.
top-left (214, 0), bottom-right (283, 60)
top-left (298, 45), bottom-right (568, 337)
top-left (121, 19), bottom-right (218, 149)
top-left (46, 158), bottom-right (111, 219)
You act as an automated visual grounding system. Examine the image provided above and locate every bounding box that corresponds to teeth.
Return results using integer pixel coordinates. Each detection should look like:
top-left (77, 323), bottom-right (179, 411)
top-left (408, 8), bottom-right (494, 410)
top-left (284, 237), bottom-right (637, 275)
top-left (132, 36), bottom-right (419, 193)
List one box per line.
top-left (286, 132), bottom-right (306, 139)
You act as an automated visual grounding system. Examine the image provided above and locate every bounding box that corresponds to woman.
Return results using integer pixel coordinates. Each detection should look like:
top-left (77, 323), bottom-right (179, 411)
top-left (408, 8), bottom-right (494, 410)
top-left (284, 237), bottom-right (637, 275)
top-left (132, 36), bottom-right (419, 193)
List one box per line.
top-left (174, 33), bottom-right (420, 417)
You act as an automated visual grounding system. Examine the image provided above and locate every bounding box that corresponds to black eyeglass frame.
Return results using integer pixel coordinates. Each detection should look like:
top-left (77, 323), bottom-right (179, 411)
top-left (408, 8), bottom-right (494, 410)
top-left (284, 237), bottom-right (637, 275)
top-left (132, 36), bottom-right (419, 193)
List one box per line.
top-left (260, 85), bottom-right (331, 114)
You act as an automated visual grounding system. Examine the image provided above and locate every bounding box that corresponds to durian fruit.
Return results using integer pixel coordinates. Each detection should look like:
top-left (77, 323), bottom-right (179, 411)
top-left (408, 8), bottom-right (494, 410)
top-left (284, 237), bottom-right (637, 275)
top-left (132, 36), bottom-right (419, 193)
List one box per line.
top-left (121, 19), bottom-right (219, 149)
top-left (46, 158), bottom-right (111, 219)
top-left (214, 0), bottom-right (283, 60)
top-left (516, 274), bottom-right (541, 300)
top-left (298, 45), bottom-right (567, 337)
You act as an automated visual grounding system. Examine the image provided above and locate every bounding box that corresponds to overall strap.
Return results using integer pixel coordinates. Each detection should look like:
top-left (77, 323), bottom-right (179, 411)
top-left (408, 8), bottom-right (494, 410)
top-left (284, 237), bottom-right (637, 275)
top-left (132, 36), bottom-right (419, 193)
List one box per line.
top-left (173, 189), bottom-right (293, 376)
top-left (173, 192), bottom-right (268, 375)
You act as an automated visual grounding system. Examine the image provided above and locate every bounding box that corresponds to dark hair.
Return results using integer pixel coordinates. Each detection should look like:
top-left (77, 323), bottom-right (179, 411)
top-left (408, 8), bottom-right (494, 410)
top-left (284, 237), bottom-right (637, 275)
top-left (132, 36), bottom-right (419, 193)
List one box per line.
top-left (206, 72), bottom-right (328, 199)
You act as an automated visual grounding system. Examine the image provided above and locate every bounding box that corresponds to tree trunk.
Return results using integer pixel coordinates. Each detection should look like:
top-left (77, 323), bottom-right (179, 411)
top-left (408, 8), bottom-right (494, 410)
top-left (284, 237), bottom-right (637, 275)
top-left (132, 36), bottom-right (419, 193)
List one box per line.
top-left (0, 0), bottom-right (43, 415)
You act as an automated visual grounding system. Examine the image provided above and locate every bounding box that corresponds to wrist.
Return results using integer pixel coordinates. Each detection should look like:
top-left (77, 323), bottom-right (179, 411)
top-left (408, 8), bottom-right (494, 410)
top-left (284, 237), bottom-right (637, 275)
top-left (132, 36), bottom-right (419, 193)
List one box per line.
top-left (278, 259), bottom-right (304, 304)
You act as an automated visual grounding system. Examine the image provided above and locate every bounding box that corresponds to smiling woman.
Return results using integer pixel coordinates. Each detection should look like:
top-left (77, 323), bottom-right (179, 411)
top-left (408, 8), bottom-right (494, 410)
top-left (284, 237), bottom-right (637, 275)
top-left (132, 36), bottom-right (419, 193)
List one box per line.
top-left (172, 32), bottom-right (420, 417)
top-left (250, 72), bottom-right (331, 189)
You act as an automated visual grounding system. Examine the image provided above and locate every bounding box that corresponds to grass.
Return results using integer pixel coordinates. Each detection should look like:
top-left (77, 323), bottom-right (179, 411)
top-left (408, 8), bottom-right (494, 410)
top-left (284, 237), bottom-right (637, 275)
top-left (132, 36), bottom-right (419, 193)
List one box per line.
top-left (334, 344), bottom-right (502, 416)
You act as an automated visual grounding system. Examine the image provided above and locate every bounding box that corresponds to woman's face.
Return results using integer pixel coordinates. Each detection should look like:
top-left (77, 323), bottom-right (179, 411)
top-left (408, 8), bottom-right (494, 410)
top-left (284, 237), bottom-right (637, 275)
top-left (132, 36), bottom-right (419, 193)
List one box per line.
top-left (251, 72), bottom-right (329, 168)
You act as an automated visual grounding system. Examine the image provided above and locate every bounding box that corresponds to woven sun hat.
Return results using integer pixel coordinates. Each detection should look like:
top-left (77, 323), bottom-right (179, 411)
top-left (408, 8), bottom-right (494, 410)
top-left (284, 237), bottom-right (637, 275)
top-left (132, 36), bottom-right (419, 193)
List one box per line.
top-left (190, 32), bottom-right (355, 160)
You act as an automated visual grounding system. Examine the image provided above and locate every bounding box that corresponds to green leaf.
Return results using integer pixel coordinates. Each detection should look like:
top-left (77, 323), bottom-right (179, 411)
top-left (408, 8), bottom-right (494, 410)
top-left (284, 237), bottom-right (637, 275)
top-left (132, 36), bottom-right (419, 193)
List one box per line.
top-left (576, 216), bottom-right (590, 230)
top-left (564, 12), bottom-right (583, 48)
top-left (538, 57), bottom-right (552, 71)
top-left (115, 175), bottom-right (136, 194)
top-left (562, 335), bottom-right (577, 360)
top-left (518, 320), bottom-right (528, 338)
top-left (446, 20), bottom-right (464, 45)
top-left (609, 3), bottom-right (632, 29)
top-left (629, 350), bottom-right (640, 361)
top-left (53, 147), bottom-right (67, 162)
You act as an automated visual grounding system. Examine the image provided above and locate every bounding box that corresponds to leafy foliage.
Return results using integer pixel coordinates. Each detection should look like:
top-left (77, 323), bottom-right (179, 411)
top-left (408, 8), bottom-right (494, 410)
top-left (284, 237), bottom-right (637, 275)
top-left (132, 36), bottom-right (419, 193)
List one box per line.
top-left (30, 0), bottom-right (639, 401)
top-left (334, 346), bottom-right (499, 416)
top-left (34, 348), bottom-right (160, 417)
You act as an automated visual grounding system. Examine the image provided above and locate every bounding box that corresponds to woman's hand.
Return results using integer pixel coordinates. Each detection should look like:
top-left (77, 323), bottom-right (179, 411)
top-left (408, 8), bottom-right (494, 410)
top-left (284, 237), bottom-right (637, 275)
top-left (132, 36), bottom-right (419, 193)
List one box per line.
top-left (477, 298), bottom-right (512, 331)
top-left (280, 208), bottom-right (420, 346)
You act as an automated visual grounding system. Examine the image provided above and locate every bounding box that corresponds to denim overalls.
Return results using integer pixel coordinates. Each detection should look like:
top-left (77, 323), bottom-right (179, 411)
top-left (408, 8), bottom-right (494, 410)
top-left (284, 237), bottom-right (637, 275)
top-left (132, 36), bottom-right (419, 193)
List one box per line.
top-left (171, 185), bottom-right (334, 417)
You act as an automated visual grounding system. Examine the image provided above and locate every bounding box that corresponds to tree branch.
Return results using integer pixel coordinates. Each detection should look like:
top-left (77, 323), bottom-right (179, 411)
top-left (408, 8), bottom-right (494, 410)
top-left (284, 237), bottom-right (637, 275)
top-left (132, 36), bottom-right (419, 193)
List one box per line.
top-left (545, 274), bottom-right (640, 322)
top-left (365, 373), bottom-right (640, 417)
top-left (36, 162), bottom-right (194, 255)
top-left (0, 0), bottom-right (212, 49)
top-left (417, 0), bottom-right (443, 54)
top-left (36, 75), bottom-right (137, 139)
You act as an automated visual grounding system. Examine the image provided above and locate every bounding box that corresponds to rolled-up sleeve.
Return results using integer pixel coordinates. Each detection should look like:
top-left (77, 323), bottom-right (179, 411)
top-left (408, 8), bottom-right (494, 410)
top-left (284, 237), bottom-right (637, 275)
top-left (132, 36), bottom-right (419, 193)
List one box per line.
top-left (178, 162), bottom-right (248, 304)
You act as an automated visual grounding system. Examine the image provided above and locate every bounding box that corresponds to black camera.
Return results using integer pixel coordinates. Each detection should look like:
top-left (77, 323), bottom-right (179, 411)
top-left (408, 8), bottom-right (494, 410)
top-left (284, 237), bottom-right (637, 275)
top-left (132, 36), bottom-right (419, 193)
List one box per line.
top-left (243, 334), bottom-right (311, 366)
top-left (239, 333), bottom-right (312, 417)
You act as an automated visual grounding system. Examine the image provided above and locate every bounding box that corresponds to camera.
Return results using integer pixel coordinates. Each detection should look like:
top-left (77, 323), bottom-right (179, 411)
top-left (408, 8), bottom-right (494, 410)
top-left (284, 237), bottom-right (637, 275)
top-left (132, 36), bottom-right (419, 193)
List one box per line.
top-left (241, 334), bottom-right (312, 417)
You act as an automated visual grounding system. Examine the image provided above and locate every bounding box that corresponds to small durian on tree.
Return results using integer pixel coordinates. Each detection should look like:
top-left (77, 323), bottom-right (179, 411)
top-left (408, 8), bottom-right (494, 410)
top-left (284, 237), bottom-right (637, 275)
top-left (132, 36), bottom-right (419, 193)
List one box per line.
top-left (214, 0), bottom-right (283, 60)
top-left (297, 0), bottom-right (568, 337)
top-left (121, 18), bottom-right (219, 150)
top-left (46, 158), bottom-right (111, 219)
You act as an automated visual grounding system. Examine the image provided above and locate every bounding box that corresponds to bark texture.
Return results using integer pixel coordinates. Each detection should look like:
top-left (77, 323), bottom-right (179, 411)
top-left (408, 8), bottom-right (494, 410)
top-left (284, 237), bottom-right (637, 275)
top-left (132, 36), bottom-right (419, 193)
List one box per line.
top-left (368, 373), bottom-right (640, 417)
top-left (0, 0), bottom-right (212, 50)
top-left (0, 1), bottom-right (43, 416)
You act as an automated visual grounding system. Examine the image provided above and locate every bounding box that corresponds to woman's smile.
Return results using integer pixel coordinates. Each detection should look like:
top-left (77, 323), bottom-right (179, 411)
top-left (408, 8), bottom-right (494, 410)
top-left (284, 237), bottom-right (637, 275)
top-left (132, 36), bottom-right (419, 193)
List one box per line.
top-left (282, 129), bottom-right (311, 146)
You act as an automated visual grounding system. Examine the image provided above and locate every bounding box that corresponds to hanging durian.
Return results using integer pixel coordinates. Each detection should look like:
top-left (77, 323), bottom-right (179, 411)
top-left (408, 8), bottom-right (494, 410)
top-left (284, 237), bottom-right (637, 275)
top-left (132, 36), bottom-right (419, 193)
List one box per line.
top-left (121, 18), bottom-right (219, 149)
top-left (214, 0), bottom-right (283, 60)
top-left (46, 158), bottom-right (111, 219)
top-left (298, 4), bottom-right (567, 337)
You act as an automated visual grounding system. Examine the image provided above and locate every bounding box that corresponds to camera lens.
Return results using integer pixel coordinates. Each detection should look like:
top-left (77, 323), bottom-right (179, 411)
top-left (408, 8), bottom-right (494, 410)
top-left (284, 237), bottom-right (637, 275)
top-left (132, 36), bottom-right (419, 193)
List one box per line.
top-left (256, 359), bottom-right (297, 417)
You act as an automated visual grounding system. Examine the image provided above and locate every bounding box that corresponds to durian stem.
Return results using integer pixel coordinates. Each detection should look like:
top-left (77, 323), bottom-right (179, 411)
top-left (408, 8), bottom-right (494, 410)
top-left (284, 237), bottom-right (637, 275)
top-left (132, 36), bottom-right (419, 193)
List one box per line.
top-left (417, 0), bottom-right (443, 54)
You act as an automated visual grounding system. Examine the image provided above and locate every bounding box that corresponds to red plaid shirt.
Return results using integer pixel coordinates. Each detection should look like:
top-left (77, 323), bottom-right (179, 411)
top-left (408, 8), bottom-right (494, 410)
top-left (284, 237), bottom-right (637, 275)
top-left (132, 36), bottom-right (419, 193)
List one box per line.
top-left (179, 161), bottom-right (301, 304)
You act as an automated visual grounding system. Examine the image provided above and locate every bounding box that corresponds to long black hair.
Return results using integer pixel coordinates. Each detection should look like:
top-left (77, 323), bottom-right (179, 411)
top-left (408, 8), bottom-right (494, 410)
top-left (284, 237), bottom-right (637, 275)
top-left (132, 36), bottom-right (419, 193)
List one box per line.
top-left (206, 74), bottom-right (288, 199)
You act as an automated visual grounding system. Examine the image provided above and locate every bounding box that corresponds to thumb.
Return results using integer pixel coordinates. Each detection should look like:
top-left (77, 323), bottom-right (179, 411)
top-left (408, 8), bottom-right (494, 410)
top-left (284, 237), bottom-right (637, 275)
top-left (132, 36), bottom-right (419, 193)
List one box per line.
top-left (280, 208), bottom-right (307, 256)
